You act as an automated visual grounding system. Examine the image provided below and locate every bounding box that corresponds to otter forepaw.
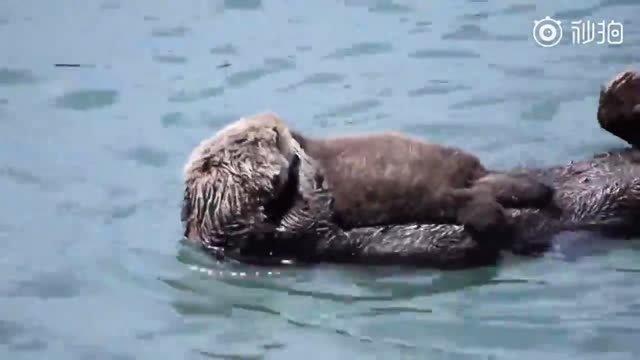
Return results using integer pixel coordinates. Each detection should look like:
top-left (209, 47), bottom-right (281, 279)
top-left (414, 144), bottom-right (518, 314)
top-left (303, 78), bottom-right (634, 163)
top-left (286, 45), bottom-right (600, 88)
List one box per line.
top-left (456, 197), bottom-right (508, 236)
top-left (474, 173), bottom-right (555, 209)
top-left (512, 178), bottom-right (555, 208)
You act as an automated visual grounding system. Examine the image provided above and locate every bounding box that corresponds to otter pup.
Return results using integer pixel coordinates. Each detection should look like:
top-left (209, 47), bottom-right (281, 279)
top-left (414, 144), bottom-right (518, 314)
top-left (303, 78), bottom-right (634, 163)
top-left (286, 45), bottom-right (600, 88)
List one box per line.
top-left (290, 130), bottom-right (554, 235)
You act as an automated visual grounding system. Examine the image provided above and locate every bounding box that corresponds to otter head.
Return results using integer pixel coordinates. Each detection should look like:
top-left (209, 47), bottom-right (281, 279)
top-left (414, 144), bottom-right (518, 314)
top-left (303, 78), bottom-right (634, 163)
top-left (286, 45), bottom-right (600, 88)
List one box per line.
top-left (181, 112), bottom-right (333, 253)
top-left (598, 70), bottom-right (640, 147)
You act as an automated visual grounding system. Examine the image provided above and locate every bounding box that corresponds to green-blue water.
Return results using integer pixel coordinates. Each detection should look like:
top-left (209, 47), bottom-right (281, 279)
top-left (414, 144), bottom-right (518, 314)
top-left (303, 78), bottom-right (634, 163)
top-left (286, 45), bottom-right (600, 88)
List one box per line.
top-left (2, 0), bottom-right (640, 359)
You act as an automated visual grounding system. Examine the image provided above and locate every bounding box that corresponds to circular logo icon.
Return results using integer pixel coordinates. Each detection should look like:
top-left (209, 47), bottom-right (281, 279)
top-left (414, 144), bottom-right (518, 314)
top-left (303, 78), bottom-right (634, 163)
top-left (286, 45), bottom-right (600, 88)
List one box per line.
top-left (533, 16), bottom-right (563, 48)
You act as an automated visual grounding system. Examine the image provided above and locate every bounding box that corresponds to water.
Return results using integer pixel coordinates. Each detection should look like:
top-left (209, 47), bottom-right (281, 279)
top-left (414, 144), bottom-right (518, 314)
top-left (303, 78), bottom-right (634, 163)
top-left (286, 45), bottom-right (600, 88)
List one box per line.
top-left (1, 0), bottom-right (640, 358)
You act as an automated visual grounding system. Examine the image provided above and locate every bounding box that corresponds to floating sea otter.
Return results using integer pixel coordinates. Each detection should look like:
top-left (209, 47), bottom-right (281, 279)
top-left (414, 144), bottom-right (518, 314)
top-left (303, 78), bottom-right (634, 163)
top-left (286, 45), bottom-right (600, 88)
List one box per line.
top-left (181, 69), bottom-right (640, 269)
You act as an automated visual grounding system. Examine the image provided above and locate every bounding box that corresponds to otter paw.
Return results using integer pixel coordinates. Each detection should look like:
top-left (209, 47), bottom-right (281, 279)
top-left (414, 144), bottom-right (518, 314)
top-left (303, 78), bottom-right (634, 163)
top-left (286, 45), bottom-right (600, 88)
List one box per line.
top-left (476, 173), bottom-right (555, 209)
top-left (456, 197), bottom-right (508, 235)
top-left (514, 179), bottom-right (555, 208)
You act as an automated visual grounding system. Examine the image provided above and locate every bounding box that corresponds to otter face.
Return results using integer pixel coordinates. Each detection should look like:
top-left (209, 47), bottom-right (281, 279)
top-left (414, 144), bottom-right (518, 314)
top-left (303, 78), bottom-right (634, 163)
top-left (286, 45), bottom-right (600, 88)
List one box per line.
top-left (181, 112), bottom-right (334, 254)
top-left (181, 112), bottom-right (304, 249)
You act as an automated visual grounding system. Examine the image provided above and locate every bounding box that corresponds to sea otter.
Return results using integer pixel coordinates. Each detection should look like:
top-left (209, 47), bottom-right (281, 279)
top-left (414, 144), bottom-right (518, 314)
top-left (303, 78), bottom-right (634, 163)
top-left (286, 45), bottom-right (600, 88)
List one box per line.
top-left (181, 69), bottom-right (640, 269)
top-left (288, 129), bottom-right (554, 235)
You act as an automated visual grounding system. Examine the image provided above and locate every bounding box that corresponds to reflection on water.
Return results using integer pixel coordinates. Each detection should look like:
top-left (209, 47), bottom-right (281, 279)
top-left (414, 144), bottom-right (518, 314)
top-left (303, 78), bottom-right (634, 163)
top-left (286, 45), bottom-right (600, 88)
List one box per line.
top-left (1, 0), bottom-right (640, 359)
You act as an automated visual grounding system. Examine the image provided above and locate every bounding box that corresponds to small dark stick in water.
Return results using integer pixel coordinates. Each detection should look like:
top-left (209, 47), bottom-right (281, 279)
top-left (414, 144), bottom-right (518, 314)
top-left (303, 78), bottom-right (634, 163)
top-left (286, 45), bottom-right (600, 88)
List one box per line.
top-left (54, 64), bottom-right (96, 68)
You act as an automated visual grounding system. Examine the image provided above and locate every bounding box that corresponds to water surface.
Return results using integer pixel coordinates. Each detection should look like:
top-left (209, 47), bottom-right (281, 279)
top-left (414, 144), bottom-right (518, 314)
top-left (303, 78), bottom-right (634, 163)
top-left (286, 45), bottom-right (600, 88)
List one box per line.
top-left (1, 0), bottom-right (640, 359)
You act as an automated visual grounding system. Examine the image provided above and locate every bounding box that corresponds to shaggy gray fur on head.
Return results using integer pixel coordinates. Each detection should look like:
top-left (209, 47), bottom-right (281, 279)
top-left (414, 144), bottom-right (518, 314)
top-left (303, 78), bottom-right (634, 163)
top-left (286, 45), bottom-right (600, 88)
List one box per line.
top-left (181, 112), bottom-right (333, 250)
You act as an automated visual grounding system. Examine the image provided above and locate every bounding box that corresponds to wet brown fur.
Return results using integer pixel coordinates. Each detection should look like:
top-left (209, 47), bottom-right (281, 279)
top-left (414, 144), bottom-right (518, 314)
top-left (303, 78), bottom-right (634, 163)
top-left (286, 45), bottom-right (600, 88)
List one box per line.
top-left (290, 130), bottom-right (554, 234)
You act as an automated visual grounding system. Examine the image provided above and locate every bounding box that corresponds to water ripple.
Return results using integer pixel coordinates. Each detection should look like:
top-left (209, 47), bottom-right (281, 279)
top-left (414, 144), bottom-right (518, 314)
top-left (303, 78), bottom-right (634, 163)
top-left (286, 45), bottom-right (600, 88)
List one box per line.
top-left (408, 84), bottom-right (470, 97)
top-left (54, 89), bottom-right (118, 111)
top-left (171, 299), bottom-right (234, 317)
top-left (119, 146), bottom-right (170, 168)
top-left (105, 185), bottom-right (135, 198)
top-left (210, 44), bottom-right (237, 55)
top-left (153, 54), bottom-right (188, 64)
top-left (502, 3), bottom-right (536, 15)
top-left (324, 42), bottom-right (393, 59)
top-left (226, 58), bottom-right (295, 87)
top-left (408, 26), bottom-right (431, 35)
top-left (107, 203), bottom-right (139, 222)
top-left (336, 306), bottom-right (433, 319)
top-left (161, 112), bottom-right (190, 128)
top-left (442, 24), bottom-right (526, 42)
top-left (151, 26), bottom-right (190, 37)
top-left (553, 6), bottom-right (599, 20)
top-left (0, 320), bottom-right (48, 352)
top-left (342, 0), bottom-right (412, 14)
top-left (0, 68), bottom-right (38, 86)
top-left (442, 24), bottom-right (492, 41)
top-left (521, 99), bottom-right (562, 121)
top-left (314, 99), bottom-right (381, 120)
top-left (449, 95), bottom-right (506, 110)
top-left (409, 48), bottom-right (481, 59)
top-left (223, 0), bottom-right (263, 11)
top-left (488, 63), bottom-right (545, 78)
top-left (459, 12), bottom-right (489, 21)
top-left (201, 112), bottom-right (240, 129)
top-left (4, 271), bottom-right (84, 299)
top-left (195, 349), bottom-right (264, 360)
top-left (599, 52), bottom-right (640, 65)
top-left (278, 72), bottom-right (345, 92)
top-left (0, 166), bottom-right (58, 190)
top-left (168, 86), bottom-right (224, 103)
top-left (100, 1), bottom-right (120, 10)
top-left (459, 3), bottom-right (537, 20)
top-left (602, 0), bottom-right (640, 6)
